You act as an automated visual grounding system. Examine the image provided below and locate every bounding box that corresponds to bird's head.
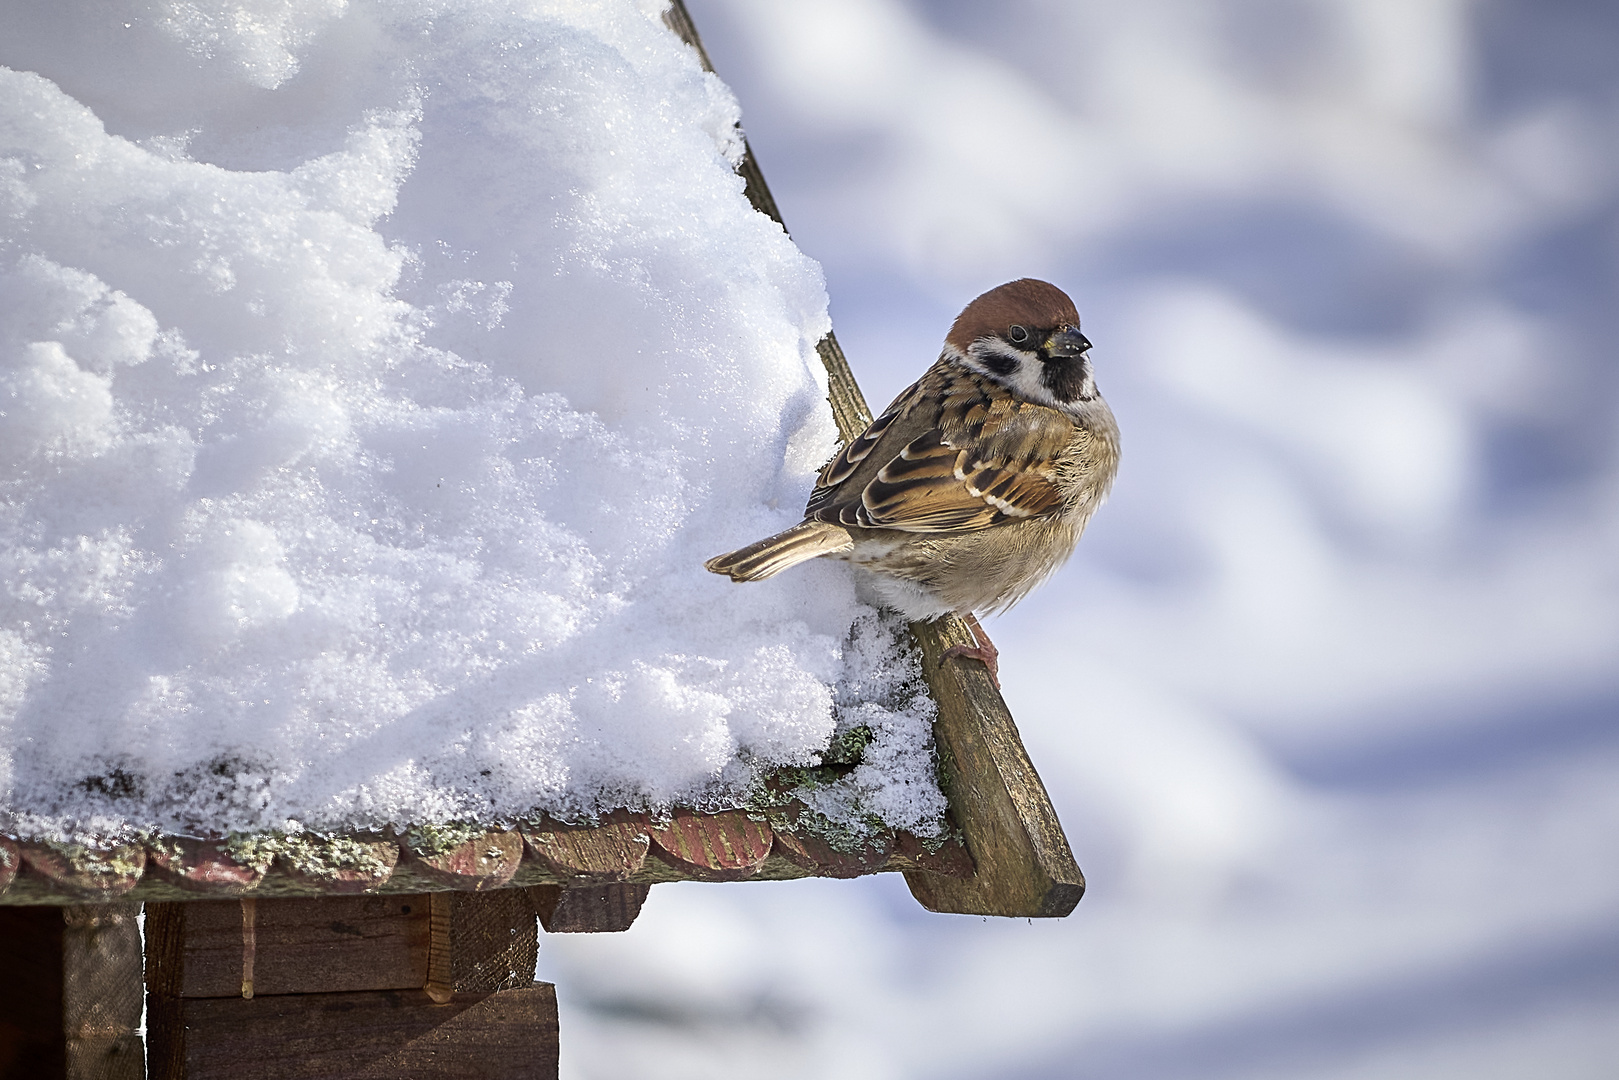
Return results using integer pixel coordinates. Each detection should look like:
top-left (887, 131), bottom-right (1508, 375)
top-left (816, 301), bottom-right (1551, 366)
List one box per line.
top-left (944, 278), bottom-right (1098, 407)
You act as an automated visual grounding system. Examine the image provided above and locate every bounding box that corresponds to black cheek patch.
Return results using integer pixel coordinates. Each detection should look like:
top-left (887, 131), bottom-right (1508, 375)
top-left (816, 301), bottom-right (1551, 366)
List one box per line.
top-left (981, 352), bottom-right (1019, 377)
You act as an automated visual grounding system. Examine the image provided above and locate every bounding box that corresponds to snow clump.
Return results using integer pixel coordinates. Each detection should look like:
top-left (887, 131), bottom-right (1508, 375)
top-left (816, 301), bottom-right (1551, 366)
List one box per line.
top-left (0, 0), bottom-right (946, 845)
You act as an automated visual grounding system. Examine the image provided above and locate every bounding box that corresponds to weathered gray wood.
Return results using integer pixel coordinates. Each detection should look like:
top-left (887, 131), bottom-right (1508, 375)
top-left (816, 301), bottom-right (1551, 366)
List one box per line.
top-left (147, 986), bottom-right (558, 1080)
top-left (0, 904), bottom-right (144, 1080)
top-left (663, 0), bottom-right (1085, 918)
top-left (60, 905), bottom-right (145, 1080)
top-left (530, 883), bottom-right (650, 933)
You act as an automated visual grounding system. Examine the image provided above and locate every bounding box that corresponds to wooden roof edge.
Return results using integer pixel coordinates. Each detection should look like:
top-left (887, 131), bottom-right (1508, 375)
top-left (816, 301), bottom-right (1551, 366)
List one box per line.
top-left (0, 812), bottom-right (974, 906)
top-left (664, 0), bottom-right (1085, 919)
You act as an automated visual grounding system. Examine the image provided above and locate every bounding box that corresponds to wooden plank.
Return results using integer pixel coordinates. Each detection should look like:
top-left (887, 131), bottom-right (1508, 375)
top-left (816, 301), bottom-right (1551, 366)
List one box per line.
top-left (147, 986), bottom-right (558, 1080)
top-left (402, 831), bottom-right (523, 891)
top-left (530, 883), bottom-right (649, 933)
top-left (145, 896), bottom-right (430, 998)
top-left (0, 904), bottom-right (144, 1080)
top-left (645, 809), bottom-right (772, 881)
top-left (146, 839), bottom-right (267, 895)
top-left (367, 985), bottom-right (557, 1080)
top-left (519, 811), bottom-right (649, 882)
top-left (662, 0), bottom-right (1085, 918)
top-left (902, 623), bottom-right (1084, 916)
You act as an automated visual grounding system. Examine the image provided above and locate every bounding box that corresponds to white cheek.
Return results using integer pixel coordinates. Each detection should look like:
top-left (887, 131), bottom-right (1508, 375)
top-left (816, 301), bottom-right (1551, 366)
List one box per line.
top-left (1008, 359), bottom-right (1053, 402)
top-left (964, 341), bottom-right (1070, 407)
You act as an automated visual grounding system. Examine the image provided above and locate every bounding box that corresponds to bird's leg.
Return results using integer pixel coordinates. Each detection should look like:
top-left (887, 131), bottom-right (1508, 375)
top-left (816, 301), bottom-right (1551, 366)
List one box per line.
top-left (941, 613), bottom-right (1000, 690)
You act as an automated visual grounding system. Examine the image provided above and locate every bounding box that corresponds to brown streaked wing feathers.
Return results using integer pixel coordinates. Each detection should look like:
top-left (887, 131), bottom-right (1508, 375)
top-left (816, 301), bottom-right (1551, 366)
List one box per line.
top-left (805, 362), bottom-right (1075, 534)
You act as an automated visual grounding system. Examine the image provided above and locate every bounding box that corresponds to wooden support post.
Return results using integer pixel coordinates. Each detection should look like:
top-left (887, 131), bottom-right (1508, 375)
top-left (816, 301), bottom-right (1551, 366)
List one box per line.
top-left (146, 892), bottom-right (555, 1079)
top-left (0, 904), bottom-right (145, 1080)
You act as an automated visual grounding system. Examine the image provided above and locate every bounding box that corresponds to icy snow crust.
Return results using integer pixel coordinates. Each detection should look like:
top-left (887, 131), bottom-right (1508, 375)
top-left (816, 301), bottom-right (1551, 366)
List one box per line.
top-left (0, 0), bottom-right (946, 845)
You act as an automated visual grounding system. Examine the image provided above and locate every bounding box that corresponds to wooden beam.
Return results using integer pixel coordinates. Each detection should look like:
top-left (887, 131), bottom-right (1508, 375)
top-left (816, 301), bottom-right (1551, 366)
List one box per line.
top-left (902, 625), bottom-right (1084, 917)
top-left (662, 0), bottom-right (1085, 918)
top-left (148, 987), bottom-right (557, 1080)
top-left (148, 890), bottom-right (545, 1078)
top-left (530, 883), bottom-right (650, 933)
top-left (445, 890), bottom-right (540, 993)
top-left (0, 903), bottom-right (144, 1080)
top-left (146, 896), bottom-right (431, 999)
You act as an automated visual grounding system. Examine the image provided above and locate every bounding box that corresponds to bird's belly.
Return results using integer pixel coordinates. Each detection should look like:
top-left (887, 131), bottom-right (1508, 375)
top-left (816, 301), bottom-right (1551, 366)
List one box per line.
top-left (838, 516), bottom-right (1083, 619)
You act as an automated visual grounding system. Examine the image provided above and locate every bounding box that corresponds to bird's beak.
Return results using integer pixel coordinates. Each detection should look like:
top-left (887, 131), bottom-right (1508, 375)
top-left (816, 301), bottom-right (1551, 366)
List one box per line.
top-left (1043, 327), bottom-right (1092, 359)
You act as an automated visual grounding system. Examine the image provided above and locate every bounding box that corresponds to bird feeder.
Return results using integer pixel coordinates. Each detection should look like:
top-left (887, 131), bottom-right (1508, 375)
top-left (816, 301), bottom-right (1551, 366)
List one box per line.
top-left (0, 5), bottom-right (1083, 1077)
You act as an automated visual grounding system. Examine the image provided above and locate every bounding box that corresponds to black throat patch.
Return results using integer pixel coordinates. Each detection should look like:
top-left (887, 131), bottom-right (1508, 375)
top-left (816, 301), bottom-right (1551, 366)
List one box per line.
top-left (1041, 356), bottom-right (1094, 402)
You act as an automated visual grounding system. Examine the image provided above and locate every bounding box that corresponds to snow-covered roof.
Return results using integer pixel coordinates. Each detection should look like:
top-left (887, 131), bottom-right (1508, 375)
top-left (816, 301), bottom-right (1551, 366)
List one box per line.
top-left (1, 0), bottom-right (951, 853)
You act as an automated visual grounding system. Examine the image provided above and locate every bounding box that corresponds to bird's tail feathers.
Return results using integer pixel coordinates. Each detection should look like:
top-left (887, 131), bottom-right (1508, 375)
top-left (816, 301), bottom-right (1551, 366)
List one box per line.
top-left (704, 521), bottom-right (853, 582)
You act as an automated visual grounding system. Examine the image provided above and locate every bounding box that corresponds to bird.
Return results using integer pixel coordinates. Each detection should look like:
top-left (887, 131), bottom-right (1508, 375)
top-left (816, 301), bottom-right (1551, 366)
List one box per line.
top-left (705, 278), bottom-right (1119, 688)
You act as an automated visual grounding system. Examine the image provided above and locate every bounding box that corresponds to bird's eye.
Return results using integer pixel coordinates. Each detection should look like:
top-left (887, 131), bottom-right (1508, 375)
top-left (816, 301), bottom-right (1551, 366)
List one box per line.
top-left (1008, 325), bottom-right (1030, 345)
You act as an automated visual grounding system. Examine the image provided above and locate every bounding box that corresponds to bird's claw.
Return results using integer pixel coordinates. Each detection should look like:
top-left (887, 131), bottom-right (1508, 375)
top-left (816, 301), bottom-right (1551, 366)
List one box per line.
top-left (942, 614), bottom-right (1000, 689)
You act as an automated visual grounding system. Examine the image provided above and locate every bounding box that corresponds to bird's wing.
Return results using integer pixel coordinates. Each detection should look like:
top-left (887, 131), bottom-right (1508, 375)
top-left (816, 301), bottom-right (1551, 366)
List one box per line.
top-left (805, 362), bottom-right (1075, 534)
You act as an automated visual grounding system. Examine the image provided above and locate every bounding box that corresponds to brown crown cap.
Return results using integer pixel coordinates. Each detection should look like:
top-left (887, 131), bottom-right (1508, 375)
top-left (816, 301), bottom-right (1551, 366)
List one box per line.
top-left (945, 278), bottom-right (1080, 352)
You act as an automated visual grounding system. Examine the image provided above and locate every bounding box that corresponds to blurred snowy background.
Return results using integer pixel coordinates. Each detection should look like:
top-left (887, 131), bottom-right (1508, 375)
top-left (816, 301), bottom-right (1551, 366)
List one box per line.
top-left (2, 0), bottom-right (1614, 1074)
top-left (536, 1), bottom-right (1619, 1078)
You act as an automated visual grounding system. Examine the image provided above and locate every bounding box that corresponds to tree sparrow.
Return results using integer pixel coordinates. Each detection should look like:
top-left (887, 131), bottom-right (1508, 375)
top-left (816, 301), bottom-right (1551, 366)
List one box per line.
top-left (706, 279), bottom-right (1119, 687)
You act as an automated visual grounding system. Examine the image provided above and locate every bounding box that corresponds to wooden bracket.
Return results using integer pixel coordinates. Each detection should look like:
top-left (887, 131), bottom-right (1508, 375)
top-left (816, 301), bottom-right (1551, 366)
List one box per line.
top-left (530, 883), bottom-right (650, 933)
